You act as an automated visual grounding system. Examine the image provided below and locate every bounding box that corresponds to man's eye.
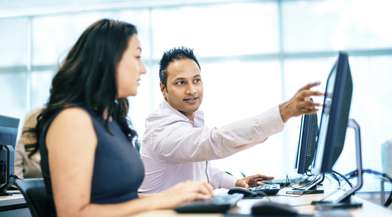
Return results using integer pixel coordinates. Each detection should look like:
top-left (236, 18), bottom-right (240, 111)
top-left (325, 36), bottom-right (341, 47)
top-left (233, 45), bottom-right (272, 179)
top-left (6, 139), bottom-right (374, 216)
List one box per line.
top-left (194, 78), bottom-right (201, 84)
top-left (175, 81), bottom-right (185, 85)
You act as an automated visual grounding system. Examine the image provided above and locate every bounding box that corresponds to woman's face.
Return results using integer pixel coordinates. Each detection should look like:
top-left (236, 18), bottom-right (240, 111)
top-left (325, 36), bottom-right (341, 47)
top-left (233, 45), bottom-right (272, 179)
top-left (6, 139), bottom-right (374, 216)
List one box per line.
top-left (116, 35), bottom-right (146, 98)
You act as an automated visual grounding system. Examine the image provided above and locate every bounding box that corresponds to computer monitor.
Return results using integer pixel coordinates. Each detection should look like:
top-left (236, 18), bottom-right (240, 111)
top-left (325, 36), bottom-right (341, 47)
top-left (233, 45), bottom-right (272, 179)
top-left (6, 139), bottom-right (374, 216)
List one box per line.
top-left (309, 52), bottom-right (364, 209)
top-left (0, 115), bottom-right (19, 194)
top-left (0, 115), bottom-right (19, 148)
top-left (312, 52), bottom-right (352, 174)
top-left (295, 114), bottom-right (318, 175)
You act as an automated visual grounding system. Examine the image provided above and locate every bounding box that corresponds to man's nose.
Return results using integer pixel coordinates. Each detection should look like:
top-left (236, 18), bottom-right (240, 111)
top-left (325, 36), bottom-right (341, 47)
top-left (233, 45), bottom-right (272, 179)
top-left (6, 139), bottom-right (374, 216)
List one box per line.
top-left (186, 84), bottom-right (197, 95)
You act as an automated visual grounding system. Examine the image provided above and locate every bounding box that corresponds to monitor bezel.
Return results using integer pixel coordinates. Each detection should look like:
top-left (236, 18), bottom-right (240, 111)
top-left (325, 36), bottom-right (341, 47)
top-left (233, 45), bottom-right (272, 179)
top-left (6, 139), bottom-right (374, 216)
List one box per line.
top-left (312, 52), bottom-right (352, 174)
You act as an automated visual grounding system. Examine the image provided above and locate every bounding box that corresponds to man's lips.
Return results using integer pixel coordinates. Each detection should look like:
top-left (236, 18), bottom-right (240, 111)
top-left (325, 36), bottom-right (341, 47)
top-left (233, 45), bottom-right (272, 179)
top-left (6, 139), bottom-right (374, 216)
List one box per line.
top-left (183, 97), bottom-right (199, 103)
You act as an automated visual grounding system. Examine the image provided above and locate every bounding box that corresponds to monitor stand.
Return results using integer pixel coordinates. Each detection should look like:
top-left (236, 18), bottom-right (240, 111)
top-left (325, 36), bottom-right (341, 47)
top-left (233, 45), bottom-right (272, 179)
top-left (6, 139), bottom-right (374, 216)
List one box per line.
top-left (313, 118), bottom-right (364, 210)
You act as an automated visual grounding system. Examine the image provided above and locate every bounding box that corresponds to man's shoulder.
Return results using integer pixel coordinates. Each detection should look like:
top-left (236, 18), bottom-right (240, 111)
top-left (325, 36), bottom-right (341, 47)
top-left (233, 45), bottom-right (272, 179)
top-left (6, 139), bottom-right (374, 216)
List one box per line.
top-left (143, 103), bottom-right (192, 148)
top-left (145, 103), bottom-right (188, 130)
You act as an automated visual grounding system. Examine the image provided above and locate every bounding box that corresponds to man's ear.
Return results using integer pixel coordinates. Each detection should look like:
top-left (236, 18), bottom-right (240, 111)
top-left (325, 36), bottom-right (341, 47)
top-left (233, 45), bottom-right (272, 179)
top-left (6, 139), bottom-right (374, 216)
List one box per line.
top-left (160, 82), bottom-right (167, 100)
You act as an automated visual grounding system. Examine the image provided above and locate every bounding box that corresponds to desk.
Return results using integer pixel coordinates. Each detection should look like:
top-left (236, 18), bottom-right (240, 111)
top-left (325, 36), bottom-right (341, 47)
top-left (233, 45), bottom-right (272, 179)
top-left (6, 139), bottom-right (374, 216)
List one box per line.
top-left (134, 188), bottom-right (392, 217)
top-left (0, 192), bottom-right (30, 217)
top-left (1, 189), bottom-right (390, 217)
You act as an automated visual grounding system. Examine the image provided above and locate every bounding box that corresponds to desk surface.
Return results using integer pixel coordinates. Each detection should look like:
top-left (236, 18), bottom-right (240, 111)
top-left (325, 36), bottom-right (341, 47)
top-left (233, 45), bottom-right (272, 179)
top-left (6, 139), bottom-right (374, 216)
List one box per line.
top-left (134, 188), bottom-right (392, 217)
top-left (0, 192), bottom-right (25, 207)
top-left (0, 192), bottom-right (26, 213)
top-left (1, 188), bottom-right (391, 217)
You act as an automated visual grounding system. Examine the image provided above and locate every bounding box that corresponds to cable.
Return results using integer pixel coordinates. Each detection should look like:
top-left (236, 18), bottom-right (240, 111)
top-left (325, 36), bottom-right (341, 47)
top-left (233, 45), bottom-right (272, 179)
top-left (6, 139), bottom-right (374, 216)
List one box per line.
top-left (346, 169), bottom-right (392, 182)
top-left (305, 169), bottom-right (313, 176)
top-left (385, 193), bottom-right (392, 208)
top-left (331, 172), bottom-right (342, 188)
top-left (345, 168), bottom-right (392, 207)
top-left (332, 170), bottom-right (353, 188)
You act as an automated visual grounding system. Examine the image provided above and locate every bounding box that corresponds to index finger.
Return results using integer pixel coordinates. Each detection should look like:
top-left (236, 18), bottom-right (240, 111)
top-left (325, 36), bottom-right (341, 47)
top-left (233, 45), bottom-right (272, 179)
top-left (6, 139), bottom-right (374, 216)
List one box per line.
top-left (259, 175), bottom-right (274, 180)
top-left (298, 82), bottom-right (321, 92)
top-left (300, 90), bottom-right (325, 98)
top-left (247, 174), bottom-right (266, 179)
top-left (249, 174), bottom-right (274, 180)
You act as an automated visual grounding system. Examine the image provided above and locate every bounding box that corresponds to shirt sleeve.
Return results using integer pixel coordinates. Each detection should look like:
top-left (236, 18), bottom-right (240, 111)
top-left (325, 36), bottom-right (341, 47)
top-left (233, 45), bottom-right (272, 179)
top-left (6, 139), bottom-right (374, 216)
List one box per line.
top-left (207, 165), bottom-right (237, 189)
top-left (149, 106), bottom-right (284, 163)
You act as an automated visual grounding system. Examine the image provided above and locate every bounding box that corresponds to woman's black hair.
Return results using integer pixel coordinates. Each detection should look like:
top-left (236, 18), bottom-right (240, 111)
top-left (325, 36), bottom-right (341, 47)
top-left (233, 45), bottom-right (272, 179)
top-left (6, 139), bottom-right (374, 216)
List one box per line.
top-left (34, 18), bottom-right (139, 152)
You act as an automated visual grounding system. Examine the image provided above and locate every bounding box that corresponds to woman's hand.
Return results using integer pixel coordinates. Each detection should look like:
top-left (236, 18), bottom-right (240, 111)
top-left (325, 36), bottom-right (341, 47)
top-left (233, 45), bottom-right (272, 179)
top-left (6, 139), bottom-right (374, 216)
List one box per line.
top-left (154, 181), bottom-right (213, 209)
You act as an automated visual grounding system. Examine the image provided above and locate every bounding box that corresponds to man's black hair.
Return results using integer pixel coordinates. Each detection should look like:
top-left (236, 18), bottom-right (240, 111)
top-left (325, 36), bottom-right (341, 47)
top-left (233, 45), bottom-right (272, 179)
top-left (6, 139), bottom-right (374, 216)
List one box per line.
top-left (159, 47), bottom-right (201, 86)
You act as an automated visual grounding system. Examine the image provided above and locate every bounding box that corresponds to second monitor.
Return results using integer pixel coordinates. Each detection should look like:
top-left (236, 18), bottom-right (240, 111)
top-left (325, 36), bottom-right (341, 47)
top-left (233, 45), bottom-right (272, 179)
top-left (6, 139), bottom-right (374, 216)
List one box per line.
top-left (295, 113), bottom-right (318, 175)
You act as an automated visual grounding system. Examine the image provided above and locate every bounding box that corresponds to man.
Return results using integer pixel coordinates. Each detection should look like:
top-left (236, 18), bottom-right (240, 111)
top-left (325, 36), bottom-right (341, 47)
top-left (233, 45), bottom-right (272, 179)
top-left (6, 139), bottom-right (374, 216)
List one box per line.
top-left (140, 47), bottom-right (323, 193)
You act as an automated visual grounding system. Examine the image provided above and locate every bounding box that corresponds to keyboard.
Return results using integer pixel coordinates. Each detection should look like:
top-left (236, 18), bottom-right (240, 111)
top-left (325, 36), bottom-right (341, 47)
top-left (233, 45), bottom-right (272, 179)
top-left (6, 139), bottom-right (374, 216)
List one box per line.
top-left (174, 193), bottom-right (243, 213)
top-left (248, 183), bottom-right (281, 196)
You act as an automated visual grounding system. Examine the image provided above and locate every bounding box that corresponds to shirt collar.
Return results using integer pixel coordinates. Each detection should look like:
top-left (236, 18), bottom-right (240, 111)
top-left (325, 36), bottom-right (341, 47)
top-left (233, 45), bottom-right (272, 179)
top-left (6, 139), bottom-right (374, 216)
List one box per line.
top-left (161, 100), bottom-right (204, 127)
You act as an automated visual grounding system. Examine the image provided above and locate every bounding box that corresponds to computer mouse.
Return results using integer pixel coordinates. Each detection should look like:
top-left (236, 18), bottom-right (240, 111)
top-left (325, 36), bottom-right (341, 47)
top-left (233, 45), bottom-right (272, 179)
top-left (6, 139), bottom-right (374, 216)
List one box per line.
top-left (227, 187), bottom-right (258, 197)
top-left (251, 201), bottom-right (298, 216)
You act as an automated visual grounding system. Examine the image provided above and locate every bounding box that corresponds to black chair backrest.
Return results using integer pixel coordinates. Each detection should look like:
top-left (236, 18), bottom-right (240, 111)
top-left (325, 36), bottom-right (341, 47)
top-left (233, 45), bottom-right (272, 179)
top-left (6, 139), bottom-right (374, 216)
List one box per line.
top-left (16, 178), bottom-right (52, 217)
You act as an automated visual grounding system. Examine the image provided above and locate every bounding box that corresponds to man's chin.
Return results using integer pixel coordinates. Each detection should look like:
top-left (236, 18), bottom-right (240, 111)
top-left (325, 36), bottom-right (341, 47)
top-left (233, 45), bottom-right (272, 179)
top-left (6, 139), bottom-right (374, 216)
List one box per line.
top-left (180, 105), bottom-right (200, 114)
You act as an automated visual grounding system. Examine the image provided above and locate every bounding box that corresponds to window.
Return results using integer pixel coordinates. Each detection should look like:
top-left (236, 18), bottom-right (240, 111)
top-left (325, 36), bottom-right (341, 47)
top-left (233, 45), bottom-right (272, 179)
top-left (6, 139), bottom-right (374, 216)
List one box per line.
top-left (0, 72), bottom-right (28, 117)
top-left (0, 0), bottom-right (391, 181)
top-left (283, 0), bottom-right (392, 51)
top-left (128, 64), bottom-right (160, 136)
top-left (32, 10), bottom-right (150, 65)
top-left (151, 2), bottom-right (278, 58)
top-left (335, 56), bottom-right (392, 173)
top-left (201, 60), bottom-right (284, 175)
top-left (31, 70), bottom-right (55, 108)
top-left (0, 18), bottom-right (29, 67)
top-left (283, 58), bottom-right (335, 171)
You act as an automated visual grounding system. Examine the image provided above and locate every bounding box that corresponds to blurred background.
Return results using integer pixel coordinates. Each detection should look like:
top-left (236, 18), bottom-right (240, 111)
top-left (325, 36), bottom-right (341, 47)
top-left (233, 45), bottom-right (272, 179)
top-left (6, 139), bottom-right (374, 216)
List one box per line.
top-left (0, 0), bottom-right (391, 194)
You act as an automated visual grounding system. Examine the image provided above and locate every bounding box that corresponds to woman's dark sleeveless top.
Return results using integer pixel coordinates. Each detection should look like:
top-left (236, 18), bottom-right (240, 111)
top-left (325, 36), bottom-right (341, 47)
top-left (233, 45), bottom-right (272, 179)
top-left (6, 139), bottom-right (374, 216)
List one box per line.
top-left (39, 107), bottom-right (145, 215)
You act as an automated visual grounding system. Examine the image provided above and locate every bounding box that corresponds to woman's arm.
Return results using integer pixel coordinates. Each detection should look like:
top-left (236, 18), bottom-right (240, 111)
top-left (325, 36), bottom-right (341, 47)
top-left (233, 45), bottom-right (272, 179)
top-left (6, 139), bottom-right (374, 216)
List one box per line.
top-left (46, 108), bottom-right (212, 217)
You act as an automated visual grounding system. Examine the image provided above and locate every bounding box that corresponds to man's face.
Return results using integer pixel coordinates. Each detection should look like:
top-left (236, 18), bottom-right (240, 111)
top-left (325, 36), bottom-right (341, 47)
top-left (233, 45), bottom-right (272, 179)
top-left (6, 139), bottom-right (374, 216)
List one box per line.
top-left (161, 58), bottom-right (203, 120)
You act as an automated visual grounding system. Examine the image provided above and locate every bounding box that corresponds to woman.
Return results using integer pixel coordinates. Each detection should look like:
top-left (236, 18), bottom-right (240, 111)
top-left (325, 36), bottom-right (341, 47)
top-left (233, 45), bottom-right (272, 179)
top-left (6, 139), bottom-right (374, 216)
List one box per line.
top-left (15, 108), bottom-right (42, 179)
top-left (35, 19), bottom-right (213, 217)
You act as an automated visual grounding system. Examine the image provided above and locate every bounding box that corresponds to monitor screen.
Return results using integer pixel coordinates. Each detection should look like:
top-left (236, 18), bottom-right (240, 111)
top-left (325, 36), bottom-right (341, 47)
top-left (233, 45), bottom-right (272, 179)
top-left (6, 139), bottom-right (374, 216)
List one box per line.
top-left (313, 52), bottom-right (353, 174)
top-left (295, 114), bottom-right (318, 174)
top-left (0, 115), bottom-right (19, 148)
top-left (0, 115), bottom-right (19, 186)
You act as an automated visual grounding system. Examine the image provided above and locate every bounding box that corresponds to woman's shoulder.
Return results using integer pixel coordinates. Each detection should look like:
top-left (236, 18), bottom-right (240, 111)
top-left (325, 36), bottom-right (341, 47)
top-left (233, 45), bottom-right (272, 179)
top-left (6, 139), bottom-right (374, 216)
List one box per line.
top-left (52, 107), bottom-right (93, 126)
top-left (45, 106), bottom-right (98, 148)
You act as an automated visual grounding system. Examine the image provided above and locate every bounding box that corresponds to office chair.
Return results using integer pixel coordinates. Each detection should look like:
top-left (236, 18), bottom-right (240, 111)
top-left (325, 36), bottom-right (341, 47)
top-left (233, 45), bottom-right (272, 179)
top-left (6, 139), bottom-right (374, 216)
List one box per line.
top-left (15, 178), bottom-right (52, 217)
